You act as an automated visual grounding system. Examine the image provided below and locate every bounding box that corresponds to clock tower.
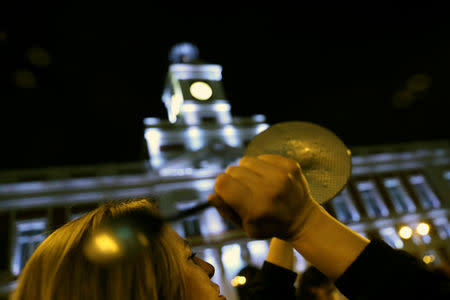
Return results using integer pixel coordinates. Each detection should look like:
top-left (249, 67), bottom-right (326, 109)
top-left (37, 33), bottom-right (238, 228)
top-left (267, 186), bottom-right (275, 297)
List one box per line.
top-left (144, 42), bottom-right (268, 170)
top-left (162, 42), bottom-right (231, 125)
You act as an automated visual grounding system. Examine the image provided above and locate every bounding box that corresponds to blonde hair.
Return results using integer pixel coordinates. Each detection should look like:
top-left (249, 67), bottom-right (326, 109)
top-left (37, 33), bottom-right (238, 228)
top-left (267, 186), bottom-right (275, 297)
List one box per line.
top-left (11, 198), bottom-right (187, 300)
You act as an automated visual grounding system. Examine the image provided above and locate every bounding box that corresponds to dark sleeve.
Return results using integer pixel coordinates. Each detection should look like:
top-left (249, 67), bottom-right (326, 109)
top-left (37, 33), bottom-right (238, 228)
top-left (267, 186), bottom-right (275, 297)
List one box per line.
top-left (334, 239), bottom-right (450, 300)
top-left (247, 261), bottom-right (298, 300)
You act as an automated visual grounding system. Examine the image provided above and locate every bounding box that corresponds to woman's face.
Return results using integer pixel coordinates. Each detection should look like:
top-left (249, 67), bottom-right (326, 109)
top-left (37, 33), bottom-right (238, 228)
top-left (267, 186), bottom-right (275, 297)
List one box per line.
top-left (165, 226), bottom-right (226, 300)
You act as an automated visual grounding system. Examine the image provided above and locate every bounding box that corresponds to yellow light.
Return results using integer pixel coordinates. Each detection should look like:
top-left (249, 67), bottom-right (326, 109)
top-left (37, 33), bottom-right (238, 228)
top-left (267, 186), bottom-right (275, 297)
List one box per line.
top-left (13, 69), bottom-right (37, 89)
top-left (95, 233), bottom-right (120, 254)
top-left (398, 226), bottom-right (413, 239)
top-left (26, 47), bottom-right (51, 67)
top-left (416, 222), bottom-right (430, 236)
top-left (230, 277), bottom-right (237, 287)
top-left (423, 255), bottom-right (435, 264)
top-left (407, 73), bottom-right (431, 92)
top-left (237, 276), bottom-right (246, 285)
top-left (189, 81), bottom-right (213, 100)
top-left (230, 276), bottom-right (247, 287)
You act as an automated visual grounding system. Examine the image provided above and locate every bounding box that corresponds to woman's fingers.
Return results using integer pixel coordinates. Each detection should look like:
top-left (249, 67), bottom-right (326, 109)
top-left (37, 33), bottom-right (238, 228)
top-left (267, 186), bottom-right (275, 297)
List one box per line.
top-left (213, 173), bottom-right (251, 214)
top-left (207, 194), bottom-right (242, 228)
top-left (210, 154), bottom-right (317, 240)
top-left (256, 154), bottom-right (303, 180)
top-left (238, 156), bottom-right (285, 178)
top-left (225, 165), bottom-right (263, 186)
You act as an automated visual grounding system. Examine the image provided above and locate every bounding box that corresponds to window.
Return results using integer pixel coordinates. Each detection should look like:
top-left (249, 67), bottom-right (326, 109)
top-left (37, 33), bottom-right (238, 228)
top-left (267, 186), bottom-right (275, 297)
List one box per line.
top-left (330, 189), bottom-right (360, 223)
top-left (12, 219), bottom-right (47, 275)
top-left (247, 240), bottom-right (269, 268)
top-left (408, 175), bottom-right (440, 210)
top-left (182, 217), bottom-right (201, 237)
top-left (379, 227), bottom-right (404, 249)
top-left (444, 170), bottom-right (450, 186)
top-left (433, 217), bottom-right (450, 240)
top-left (199, 207), bottom-right (227, 236)
top-left (170, 221), bottom-right (186, 238)
top-left (221, 244), bottom-right (245, 280)
top-left (356, 181), bottom-right (389, 218)
top-left (383, 178), bottom-right (416, 214)
top-left (293, 251), bottom-right (307, 273)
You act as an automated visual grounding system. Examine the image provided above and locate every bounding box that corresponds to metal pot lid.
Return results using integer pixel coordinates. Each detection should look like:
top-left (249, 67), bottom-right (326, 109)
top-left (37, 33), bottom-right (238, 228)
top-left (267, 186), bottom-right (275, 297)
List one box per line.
top-left (245, 121), bottom-right (352, 204)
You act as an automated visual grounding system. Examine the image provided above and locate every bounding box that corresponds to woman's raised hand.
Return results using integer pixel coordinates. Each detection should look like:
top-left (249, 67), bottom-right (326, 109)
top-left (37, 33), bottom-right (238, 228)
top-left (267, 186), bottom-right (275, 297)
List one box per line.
top-left (208, 154), bottom-right (321, 241)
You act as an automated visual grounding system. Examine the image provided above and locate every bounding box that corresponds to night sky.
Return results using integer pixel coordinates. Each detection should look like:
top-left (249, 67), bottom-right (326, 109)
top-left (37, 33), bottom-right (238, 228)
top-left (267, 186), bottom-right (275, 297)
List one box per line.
top-left (1, 4), bottom-right (449, 170)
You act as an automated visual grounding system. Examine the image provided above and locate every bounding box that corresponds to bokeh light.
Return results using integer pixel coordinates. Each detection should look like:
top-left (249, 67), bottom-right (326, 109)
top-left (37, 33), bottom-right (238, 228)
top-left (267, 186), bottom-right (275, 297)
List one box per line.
top-left (407, 73), bottom-right (431, 92)
top-left (423, 255), bottom-right (435, 264)
top-left (230, 275), bottom-right (247, 287)
top-left (13, 69), bottom-right (37, 88)
top-left (392, 90), bottom-right (415, 109)
top-left (398, 226), bottom-right (413, 239)
top-left (95, 233), bottom-right (120, 254)
top-left (26, 46), bottom-right (51, 67)
top-left (0, 31), bottom-right (6, 42)
top-left (416, 222), bottom-right (430, 236)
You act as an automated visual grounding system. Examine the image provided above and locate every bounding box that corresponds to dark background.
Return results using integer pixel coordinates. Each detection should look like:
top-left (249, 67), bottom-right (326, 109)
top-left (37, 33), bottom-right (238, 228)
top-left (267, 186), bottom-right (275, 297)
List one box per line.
top-left (1, 3), bottom-right (449, 170)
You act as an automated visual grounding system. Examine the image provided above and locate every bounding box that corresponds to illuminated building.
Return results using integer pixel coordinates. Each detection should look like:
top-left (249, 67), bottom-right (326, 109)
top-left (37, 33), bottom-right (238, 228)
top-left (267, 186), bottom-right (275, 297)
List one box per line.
top-left (0, 43), bottom-right (449, 300)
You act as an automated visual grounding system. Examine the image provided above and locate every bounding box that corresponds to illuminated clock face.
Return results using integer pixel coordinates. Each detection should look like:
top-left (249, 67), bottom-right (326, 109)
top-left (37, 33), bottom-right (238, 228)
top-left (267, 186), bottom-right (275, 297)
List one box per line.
top-left (189, 81), bottom-right (213, 100)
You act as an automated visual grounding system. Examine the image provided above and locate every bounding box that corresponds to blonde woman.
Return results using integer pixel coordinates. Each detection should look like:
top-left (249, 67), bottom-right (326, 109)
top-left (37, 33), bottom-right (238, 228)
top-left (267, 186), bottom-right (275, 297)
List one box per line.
top-left (11, 199), bottom-right (222, 300)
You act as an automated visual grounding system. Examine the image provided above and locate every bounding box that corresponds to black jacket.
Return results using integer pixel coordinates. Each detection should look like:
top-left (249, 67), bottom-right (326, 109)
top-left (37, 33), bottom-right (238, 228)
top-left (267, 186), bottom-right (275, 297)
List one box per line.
top-left (248, 239), bottom-right (450, 300)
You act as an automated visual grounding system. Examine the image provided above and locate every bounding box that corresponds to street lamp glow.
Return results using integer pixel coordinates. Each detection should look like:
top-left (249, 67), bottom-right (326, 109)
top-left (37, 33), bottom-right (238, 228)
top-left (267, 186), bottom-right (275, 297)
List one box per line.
top-left (231, 276), bottom-right (247, 287)
top-left (423, 255), bottom-right (435, 264)
top-left (398, 226), bottom-right (413, 239)
top-left (416, 222), bottom-right (430, 236)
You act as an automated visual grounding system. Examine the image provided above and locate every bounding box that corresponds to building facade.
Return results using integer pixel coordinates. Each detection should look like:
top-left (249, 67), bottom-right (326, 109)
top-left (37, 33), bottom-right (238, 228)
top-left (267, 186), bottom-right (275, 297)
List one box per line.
top-left (0, 43), bottom-right (449, 300)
